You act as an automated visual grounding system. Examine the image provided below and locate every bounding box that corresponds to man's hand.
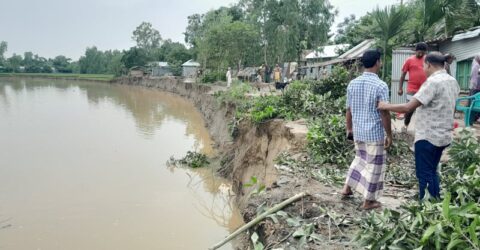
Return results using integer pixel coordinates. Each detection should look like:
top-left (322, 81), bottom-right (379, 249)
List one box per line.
top-left (398, 89), bottom-right (403, 96)
top-left (384, 135), bottom-right (393, 149)
top-left (377, 101), bottom-right (389, 111)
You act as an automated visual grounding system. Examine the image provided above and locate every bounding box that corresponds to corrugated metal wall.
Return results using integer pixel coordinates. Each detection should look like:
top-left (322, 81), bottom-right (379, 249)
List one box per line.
top-left (391, 48), bottom-right (415, 104)
top-left (182, 66), bottom-right (198, 78)
top-left (439, 38), bottom-right (480, 87)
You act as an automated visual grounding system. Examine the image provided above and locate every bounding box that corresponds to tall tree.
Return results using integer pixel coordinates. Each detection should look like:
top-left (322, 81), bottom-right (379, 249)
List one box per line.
top-left (405, 0), bottom-right (480, 42)
top-left (104, 50), bottom-right (125, 76)
top-left (78, 47), bottom-right (107, 74)
top-left (0, 41), bottom-right (7, 66)
top-left (132, 22), bottom-right (162, 57)
top-left (121, 47), bottom-right (149, 69)
top-left (239, 0), bottom-right (335, 65)
top-left (6, 54), bottom-right (23, 72)
top-left (53, 55), bottom-right (72, 73)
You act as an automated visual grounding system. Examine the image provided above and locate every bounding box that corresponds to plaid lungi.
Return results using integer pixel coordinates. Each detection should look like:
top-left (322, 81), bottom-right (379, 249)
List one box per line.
top-left (345, 141), bottom-right (386, 201)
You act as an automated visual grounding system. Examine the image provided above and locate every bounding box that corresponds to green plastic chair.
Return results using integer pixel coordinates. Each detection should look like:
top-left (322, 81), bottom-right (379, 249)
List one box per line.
top-left (456, 92), bottom-right (480, 127)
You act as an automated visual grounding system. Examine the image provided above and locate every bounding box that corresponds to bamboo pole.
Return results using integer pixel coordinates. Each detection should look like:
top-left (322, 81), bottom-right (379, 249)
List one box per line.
top-left (209, 192), bottom-right (309, 250)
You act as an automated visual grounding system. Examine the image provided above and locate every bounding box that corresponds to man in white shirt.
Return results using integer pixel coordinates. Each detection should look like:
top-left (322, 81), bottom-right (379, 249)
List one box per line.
top-left (378, 52), bottom-right (459, 200)
top-left (226, 67), bottom-right (232, 88)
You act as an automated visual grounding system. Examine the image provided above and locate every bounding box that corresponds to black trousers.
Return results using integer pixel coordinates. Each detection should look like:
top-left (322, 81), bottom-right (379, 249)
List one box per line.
top-left (415, 140), bottom-right (447, 200)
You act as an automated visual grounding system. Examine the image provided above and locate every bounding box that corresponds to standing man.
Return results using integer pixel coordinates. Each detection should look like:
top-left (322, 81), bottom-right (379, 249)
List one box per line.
top-left (273, 64), bottom-right (282, 84)
top-left (264, 64), bottom-right (271, 83)
top-left (398, 42), bottom-right (428, 130)
top-left (444, 53), bottom-right (455, 75)
top-left (226, 67), bottom-right (232, 88)
top-left (341, 49), bottom-right (392, 210)
top-left (469, 54), bottom-right (480, 124)
top-left (379, 52), bottom-right (459, 200)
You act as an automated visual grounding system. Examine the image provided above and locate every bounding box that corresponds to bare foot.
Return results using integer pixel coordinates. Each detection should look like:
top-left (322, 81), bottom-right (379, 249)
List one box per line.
top-left (362, 200), bottom-right (382, 210)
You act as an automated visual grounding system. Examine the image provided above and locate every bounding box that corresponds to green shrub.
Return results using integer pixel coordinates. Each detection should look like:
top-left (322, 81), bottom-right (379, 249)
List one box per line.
top-left (250, 95), bottom-right (282, 123)
top-left (306, 114), bottom-right (353, 166)
top-left (282, 81), bottom-right (311, 112)
top-left (201, 70), bottom-right (227, 83)
top-left (442, 129), bottom-right (480, 204)
top-left (356, 129), bottom-right (480, 250)
top-left (357, 196), bottom-right (480, 250)
top-left (309, 66), bottom-right (351, 99)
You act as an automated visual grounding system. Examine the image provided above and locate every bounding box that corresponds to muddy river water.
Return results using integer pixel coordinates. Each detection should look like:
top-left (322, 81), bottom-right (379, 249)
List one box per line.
top-left (0, 79), bottom-right (243, 250)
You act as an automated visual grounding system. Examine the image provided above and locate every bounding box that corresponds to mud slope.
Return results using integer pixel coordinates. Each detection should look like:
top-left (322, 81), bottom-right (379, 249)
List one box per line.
top-left (114, 77), bottom-right (307, 204)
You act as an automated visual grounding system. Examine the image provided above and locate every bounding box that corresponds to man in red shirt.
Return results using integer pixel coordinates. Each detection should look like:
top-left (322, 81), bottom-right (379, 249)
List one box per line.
top-left (398, 42), bottom-right (428, 129)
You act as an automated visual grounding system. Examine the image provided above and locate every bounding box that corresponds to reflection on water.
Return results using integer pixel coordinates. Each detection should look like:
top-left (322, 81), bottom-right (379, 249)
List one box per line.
top-left (0, 78), bottom-right (242, 250)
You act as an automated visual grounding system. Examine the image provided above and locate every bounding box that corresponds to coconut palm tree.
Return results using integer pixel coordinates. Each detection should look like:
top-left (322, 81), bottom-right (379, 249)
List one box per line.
top-left (371, 5), bottom-right (410, 79)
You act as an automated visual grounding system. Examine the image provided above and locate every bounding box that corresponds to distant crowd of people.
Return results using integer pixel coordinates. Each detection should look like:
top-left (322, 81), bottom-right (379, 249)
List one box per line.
top-left (225, 63), bottom-right (297, 90)
top-left (341, 44), bottom-right (480, 209)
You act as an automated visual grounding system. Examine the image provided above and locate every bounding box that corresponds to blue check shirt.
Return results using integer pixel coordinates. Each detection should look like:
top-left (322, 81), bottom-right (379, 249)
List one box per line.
top-left (347, 72), bottom-right (389, 142)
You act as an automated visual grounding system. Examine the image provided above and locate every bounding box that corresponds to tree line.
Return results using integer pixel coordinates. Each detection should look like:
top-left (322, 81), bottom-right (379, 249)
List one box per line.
top-left (185, 0), bottom-right (335, 71)
top-left (0, 22), bottom-right (192, 76)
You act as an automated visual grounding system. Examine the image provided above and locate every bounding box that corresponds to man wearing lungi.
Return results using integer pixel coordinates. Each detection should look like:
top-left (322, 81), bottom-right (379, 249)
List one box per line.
top-left (341, 49), bottom-right (393, 210)
top-left (378, 52), bottom-right (459, 200)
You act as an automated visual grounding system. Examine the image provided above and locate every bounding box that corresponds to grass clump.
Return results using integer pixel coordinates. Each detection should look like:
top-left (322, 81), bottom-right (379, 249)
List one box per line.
top-left (168, 151), bottom-right (210, 168)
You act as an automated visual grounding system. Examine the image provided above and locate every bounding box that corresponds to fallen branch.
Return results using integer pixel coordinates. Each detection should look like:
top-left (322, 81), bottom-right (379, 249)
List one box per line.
top-left (209, 192), bottom-right (309, 250)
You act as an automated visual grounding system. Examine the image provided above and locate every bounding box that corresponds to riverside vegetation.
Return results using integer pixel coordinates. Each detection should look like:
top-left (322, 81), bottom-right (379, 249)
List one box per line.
top-left (211, 66), bottom-right (479, 249)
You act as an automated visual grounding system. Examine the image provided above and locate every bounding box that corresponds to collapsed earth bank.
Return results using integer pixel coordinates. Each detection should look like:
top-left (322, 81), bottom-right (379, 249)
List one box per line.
top-left (114, 77), bottom-right (365, 249)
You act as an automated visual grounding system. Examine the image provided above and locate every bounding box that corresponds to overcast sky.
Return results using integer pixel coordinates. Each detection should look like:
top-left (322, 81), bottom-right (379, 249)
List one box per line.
top-left (0, 0), bottom-right (400, 60)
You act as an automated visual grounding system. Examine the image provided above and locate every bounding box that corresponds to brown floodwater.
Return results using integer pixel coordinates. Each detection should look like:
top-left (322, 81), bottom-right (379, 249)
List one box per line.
top-left (0, 79), bottom-right (243, 250)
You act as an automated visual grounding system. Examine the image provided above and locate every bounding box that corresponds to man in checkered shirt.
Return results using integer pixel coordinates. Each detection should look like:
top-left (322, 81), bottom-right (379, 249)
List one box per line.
top-left (341, 49), bottom-right (393, 210)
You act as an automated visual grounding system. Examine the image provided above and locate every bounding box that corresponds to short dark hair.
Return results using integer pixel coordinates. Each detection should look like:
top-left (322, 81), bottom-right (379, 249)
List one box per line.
top-left (361, 49), bottom-right (382, 68)
top-left (425, 52), bottom-right (446, 67)
top-left (415, 42), bottom-right (428, 51)
top-left (445, 53), bottom-right (455, 60)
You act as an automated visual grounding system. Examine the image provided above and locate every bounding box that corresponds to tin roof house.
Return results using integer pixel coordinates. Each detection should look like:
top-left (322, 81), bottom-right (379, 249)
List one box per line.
top-left (304, 44), bottom-right (350, 66)
top-left (301, 40), bottom-right (375, 80)
top-left (182, 59), bottom-right (201, 79)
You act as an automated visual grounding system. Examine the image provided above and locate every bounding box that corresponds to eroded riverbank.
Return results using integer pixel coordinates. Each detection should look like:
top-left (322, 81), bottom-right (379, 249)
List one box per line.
top-left (113, 77), bottom-right (321, 248)
top-left (113, 76), bottom-right (415, 250)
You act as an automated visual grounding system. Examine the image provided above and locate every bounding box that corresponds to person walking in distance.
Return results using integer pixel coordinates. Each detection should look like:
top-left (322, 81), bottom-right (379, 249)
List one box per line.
top-left (341, 49), bottom-right (392, 210)
top-left (398, 42), bottom-right (428, 131)
top-left (378, 52), bottom-right (459, 200)
top-left (226, 67), bottom-right (232, 88)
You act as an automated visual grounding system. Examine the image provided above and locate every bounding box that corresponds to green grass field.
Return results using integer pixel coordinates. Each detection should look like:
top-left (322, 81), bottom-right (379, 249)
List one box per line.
top-left (0, 73), bottom-right (115, 82)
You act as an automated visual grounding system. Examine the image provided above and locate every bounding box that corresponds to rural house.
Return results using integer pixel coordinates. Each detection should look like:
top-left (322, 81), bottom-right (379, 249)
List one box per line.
top-left (301, 40), bottom-right (374, 80)
top-left (149, 62), bottom-right (172, 77)
top-left (182, 59), bottom-right (201, 78)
